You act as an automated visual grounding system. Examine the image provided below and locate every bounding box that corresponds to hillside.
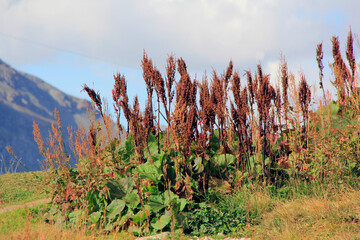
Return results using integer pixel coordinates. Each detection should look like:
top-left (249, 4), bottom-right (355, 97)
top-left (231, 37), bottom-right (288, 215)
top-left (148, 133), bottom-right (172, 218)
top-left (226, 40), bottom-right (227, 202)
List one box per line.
top-left (0, 59), bottom-right (91, 171)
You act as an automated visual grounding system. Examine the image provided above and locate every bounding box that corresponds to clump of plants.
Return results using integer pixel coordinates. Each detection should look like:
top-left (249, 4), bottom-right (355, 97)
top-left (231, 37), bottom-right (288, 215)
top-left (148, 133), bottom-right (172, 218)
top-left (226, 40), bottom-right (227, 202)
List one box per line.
top-left (33, 29), bottom-right (360, 237)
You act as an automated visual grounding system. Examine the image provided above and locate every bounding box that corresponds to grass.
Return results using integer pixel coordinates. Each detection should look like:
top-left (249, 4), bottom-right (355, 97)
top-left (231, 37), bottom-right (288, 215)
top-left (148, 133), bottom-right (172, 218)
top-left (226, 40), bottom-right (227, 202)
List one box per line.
top-left (0, 171), bottom-right (48, 207)
top-left (251, 188), bottom-right (360, 239)
top-left (0, 172), bottom-right (360, 239)
top-left (0, 203), bottom-right (135, 240)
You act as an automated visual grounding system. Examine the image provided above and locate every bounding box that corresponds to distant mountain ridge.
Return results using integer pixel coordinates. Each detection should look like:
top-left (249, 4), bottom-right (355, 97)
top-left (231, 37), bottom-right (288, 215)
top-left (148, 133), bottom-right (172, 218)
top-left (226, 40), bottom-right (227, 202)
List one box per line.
top-left (0, 59), bottom-right (92, 172)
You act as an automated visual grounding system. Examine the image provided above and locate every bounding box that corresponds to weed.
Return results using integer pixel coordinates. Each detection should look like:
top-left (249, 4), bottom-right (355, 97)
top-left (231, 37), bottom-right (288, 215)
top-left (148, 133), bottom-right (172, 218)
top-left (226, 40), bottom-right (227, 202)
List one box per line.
top-left (29, 28), bottom-right (360, 238)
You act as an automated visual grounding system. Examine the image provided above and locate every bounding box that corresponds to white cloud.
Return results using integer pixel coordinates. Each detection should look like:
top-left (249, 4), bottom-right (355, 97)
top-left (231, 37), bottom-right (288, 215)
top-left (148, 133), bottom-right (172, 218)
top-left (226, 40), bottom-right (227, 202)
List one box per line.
top-left (0, 0), bottom-right (359, 86)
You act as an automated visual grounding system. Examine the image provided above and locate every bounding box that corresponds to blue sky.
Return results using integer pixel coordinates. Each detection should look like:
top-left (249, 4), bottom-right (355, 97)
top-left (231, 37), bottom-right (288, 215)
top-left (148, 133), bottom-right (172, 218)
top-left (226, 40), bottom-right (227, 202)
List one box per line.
top-left (0, 0), bottom-right (359, 113)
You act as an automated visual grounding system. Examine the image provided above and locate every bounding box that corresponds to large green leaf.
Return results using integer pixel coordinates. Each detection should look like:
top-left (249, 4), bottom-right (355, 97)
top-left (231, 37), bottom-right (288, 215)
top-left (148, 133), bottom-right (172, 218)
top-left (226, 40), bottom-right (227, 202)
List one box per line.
top-left (124, 190), bottom-right (140, 209)
top-left (211, 154), bottom-right (235, 173)
top-left (148, 194), bottom-right (166, 212)
top-left (90, 211), bottom-right (101, 224)
top-left (147, 132), bottom-right (159, 155)
top-left (194, 156), bottom-right (204, 173)
top-left (151, 214), bottom-right (172, 230)
top-left (68, 209), bottom-right (84, 219)
top-left (133, 209), bottom-right (149, 224)
top-left (118, 210), bottom-right (134, 226)
top-left (164, 190), bottom-right (179, 206)
top-left (68, 209), bottom-right (85, 226)
top-left (216, 154), bottom-right (235, 166)
top-left (136, 162), bottom-right (162, 183)
top-left (179, 198), bottom-right (188, 212)
top-left (106, 199), bottom-right (126, 221)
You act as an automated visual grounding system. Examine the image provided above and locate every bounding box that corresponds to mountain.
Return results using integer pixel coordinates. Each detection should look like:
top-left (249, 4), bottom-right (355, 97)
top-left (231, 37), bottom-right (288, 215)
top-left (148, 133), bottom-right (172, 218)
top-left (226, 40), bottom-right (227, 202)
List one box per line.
top-left (0, 59), bottom-right (92, 172)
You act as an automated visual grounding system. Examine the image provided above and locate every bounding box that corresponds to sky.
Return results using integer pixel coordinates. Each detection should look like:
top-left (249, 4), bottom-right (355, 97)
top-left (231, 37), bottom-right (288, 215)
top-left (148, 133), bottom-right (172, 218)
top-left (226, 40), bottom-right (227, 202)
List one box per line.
top-left (0, 0), bottom-right (359, 114)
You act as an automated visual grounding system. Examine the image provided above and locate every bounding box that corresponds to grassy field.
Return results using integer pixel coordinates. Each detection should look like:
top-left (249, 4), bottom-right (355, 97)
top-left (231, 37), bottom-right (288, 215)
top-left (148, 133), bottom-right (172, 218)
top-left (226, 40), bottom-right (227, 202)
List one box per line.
top-left (1, 171), bottom-right (359, 239)
top-left (0, 171), bottom-right (48, 207)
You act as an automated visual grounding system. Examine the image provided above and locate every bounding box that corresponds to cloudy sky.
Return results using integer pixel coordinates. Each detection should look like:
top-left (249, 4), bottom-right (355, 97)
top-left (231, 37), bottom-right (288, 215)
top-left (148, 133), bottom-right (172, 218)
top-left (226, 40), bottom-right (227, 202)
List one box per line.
top-left (0, 0), bottom-right (359, 109)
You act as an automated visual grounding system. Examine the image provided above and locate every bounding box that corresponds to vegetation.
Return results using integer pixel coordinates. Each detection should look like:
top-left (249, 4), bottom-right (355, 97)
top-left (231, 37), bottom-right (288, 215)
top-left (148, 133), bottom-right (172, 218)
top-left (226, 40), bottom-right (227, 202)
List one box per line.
top-left (1, 29), bottom-right (360, 239)
top-left (0, 171), bottom-right (48, 207)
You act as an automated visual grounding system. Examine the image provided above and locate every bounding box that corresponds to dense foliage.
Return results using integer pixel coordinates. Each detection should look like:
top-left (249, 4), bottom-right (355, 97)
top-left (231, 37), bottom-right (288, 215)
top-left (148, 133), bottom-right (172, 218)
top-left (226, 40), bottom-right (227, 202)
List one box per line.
top-left (33, 30), bottom-right (360, 237)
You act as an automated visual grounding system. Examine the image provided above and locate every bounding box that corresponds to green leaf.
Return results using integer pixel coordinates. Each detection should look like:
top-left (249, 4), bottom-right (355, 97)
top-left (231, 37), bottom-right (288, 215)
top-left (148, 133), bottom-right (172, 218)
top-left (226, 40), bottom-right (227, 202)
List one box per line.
top-left (151, 214), bottom-right (172, 230)
top-left (179, 198), bottom-right (188, 212)
top-left (148, 185), bottom-right (159, 195)
top-left (164, 190), bottom-right (179, 206)
top-left (265, 157), bottom-right (270, 165)
top-left (194, 157), bottom-right (204, 173)
top-left (106, 199), bottom-right (126, 221)
top-left (90, 211), bottom-right (101, 224)
top-left (105, 222), bottom-right (114, 231)
top-left (217, 154), bottom-right (235, 166)
top-left (118, 210), bottom-right (134, 226)
top-left (68, 209), bottom-right (83, 219)
top-left (133, 210), bottom-right (149, 224)
top-left (124, 190), bottom-right (140, 209)
top-left (249, 156), bottom-right (255, 169)
top-left (147, 132), bottom-right (159, 155)
top-left (136, 162), bottom-right (162, 183)
top-left (148, 194), bottom-right (166, 212)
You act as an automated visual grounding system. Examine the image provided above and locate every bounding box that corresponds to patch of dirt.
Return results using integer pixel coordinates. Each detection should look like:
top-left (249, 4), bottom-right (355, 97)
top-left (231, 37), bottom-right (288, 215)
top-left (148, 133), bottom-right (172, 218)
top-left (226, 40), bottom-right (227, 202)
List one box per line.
top-left (0, 198), bottom-right (51, 214)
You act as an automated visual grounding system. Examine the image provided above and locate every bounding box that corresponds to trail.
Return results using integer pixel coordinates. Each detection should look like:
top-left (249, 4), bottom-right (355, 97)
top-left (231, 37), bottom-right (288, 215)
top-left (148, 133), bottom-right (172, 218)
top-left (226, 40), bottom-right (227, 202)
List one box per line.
top-left (0, 198), bottom-right (51, 214)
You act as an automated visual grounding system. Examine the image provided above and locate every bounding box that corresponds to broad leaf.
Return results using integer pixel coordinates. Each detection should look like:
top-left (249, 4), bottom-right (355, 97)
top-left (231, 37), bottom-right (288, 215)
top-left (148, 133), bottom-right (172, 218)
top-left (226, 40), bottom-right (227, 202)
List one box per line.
top-left (133, 209), bottom-right (150, 224)
top-left (124, 190), bottom-right (140, 209)
top-left (90, 211), bottom-right (101, 224)
top-left (148, 194), bottom-right (166, 212)
top-left (106, 199), bottom-right (126, 221)
top-left (194, 156), bottom-right (204, 173)
top-left (136, 162), bottom-right (162, 183)
top-left (151, 214), bottom-right (172, 230)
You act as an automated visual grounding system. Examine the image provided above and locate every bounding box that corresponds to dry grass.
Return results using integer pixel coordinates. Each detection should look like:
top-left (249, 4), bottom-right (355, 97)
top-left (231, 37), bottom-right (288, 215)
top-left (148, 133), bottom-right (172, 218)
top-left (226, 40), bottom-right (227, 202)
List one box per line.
top-left (252, 189), bottom-right (360, 240)
top-left (1, 222), bottom-right (134, 240)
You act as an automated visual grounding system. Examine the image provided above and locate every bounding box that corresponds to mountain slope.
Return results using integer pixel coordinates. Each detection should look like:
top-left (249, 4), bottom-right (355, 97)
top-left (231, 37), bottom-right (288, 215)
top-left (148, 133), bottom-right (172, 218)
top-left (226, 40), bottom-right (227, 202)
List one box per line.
top-left (0, 59), bottom-right (91, 172)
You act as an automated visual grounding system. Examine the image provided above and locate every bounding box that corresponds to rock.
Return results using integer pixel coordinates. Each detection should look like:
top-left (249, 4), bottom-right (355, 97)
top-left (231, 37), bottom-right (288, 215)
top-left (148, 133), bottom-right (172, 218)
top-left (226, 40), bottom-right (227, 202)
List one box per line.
top-left (136, 232), bottom-right (172, 240)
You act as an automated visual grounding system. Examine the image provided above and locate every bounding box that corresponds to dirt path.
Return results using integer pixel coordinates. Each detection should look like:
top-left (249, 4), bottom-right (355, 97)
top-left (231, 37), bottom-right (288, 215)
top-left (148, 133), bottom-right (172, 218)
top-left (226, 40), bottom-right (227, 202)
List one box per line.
top-left (0, 198), bottom-right (51, 214)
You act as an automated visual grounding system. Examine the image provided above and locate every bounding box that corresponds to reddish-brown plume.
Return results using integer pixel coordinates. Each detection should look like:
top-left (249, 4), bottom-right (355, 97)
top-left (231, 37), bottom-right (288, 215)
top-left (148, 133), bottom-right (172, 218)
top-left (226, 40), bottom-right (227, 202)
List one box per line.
top-left (299, 73), bottom-right (311, 124)
top-left (255, 65), bottom-right (273, 125)
top-left (114, 74), bottom-right (131, 133)
top-left (280, 58), bottom-right (289, 128)
top-left (165, 55), bottom-right (176, 126)
top-left (112, 73), bottom-right (125, 137)
top-left (346, 29), bottom-right (356, 92)
top-left (82, 84), bottom-right (103, 117)
top-left (316, 43), bottom-right (326, 99)
top-left (331, 36), bottom-right (350, 102)
top-left (129, 96), bottom-right (145, 163)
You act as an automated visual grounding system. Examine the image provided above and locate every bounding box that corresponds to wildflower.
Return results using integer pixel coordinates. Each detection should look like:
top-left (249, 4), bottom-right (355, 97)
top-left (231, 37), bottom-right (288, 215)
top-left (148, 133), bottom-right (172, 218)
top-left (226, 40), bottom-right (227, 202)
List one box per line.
top-left (339, 136), bottom-right (346, 143)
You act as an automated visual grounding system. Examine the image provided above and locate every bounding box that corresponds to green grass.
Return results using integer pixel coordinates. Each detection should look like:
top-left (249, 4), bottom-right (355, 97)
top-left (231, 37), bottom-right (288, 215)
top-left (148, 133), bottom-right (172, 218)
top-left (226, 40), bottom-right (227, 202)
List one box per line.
top-left (1, 171), bottom-right (360, 239)
top-left (0, 204), bottom-right (46, 235)
top-left (0, 171), bottom-right (48, 207)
